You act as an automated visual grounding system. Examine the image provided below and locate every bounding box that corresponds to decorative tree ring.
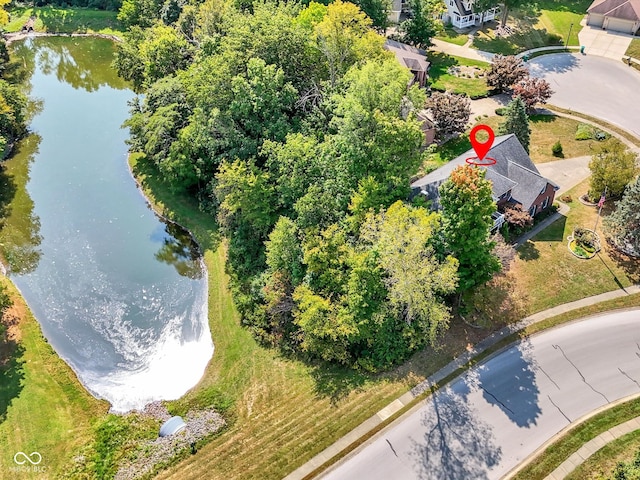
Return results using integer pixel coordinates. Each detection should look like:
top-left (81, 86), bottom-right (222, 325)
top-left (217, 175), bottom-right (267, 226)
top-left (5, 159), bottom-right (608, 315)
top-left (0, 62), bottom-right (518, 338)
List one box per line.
top-left (465, 156), bottom-right (497, 166)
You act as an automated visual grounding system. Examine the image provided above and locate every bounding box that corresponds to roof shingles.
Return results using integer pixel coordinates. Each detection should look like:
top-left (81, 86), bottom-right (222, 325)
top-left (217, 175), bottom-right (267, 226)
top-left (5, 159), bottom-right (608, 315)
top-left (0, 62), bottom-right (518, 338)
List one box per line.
top-left (410, 134), bottom-right (558, 211)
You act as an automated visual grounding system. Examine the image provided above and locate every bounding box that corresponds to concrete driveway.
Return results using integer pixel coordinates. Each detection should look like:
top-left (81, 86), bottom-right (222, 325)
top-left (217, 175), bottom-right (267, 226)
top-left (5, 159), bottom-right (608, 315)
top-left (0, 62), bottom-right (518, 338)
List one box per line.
top-left (578, 20), bottom-right (634, 60)
top-left (528, 53), bottom-right (640, 139)
top-left (321, 310), bottom-right (640, 480)
top-left (536, 156), bottom-right (591, 196)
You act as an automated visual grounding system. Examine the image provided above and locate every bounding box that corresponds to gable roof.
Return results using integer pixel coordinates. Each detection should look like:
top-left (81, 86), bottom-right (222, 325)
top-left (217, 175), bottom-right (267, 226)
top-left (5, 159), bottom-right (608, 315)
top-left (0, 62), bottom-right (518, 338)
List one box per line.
top-left (588, 0), bottom-right (640, 21)
top-left (384, 39), bottom-right (430, 74)
top-left (410, 134), bottom-right (558, 211)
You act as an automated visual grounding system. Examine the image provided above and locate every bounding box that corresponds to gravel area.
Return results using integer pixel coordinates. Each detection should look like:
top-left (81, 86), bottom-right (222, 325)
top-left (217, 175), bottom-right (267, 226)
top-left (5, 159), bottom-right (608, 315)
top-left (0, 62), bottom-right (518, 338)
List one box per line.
top-left (115, 408), bottom-right (225, 480)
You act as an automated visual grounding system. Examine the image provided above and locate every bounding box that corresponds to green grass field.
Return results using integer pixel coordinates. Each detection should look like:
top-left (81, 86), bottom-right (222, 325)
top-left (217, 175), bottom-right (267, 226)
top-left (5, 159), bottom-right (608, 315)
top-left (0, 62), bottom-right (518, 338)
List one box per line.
top-left (472, 0), bottom-right (591, 54)
top-left (427, 52), bottom-right (490, 98)
top-left (566, 429), bottom-right (640, 480)
top-left (5, 6), bottom-right (123, 35)
top-left (511, 177), bottom-right (639, 315)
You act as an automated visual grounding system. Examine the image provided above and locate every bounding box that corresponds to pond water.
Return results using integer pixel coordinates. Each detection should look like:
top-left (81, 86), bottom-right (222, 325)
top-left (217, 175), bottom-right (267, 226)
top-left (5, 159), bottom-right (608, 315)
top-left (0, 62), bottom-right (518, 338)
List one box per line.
top-left (0, 37), bottom-right (213, 412)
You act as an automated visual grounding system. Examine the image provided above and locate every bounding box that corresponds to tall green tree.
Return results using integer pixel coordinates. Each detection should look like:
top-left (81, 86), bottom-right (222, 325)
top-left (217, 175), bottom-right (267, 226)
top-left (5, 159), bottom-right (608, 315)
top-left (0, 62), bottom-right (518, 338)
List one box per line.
top-left (604, 175), bottom-right (640, 257)
top-left (440, 165), bottom-right (500, 292)
top-left (399, 0), bottom-right (443, 49)
top-left (588, 138), bottom-right (639, 199)
top-left (360, 201), bottom-right (458, 345)
top-left (498, 96), bottom-right (530, 152)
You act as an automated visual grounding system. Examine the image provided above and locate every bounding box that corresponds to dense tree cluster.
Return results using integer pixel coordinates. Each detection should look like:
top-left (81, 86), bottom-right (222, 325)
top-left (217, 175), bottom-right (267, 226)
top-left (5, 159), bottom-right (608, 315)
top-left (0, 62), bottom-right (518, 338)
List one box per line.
top-left (119, 0), bottom-right (500, 370)
top-left (0, 39), bottom-right (29, 157)
top-left (605, 174), bottom-right (640, 256)
top-left (588, 138), bottom-right (638, 199)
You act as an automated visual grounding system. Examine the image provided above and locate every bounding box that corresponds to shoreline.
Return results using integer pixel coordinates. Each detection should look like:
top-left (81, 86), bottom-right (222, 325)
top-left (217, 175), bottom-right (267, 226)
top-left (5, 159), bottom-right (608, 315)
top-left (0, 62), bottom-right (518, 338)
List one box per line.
top-left (3, 31), bottom-right (122, 45)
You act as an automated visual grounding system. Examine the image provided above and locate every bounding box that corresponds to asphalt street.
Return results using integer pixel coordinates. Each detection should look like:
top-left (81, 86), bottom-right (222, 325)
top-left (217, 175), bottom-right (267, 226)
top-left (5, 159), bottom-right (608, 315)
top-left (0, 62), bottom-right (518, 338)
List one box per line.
top-left (528, 54), bottom-right (640, 139)
top-left (321, 310), bottom-right (640, 480)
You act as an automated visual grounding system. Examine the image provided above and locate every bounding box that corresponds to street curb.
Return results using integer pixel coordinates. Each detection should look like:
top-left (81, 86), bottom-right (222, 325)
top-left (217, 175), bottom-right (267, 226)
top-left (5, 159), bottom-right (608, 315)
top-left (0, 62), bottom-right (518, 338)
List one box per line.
top-left (284, 288), bottom-right (640, 480)
top-left (502, 391), bottom-right (640, 479)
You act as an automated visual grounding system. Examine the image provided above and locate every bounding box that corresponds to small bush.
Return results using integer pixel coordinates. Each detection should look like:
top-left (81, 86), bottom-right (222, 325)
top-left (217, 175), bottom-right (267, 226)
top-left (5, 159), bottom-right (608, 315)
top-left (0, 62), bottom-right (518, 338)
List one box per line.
top-left (552, 140), bottom-right (563, 156)
top-left (495, 107), bottom-right (507, 115)
top-left (574, 227), bottom-right (597, 250)
top-left (560, 194), bottom-right (572, 203)
top-left (575, 123), bottom-right (593, 140)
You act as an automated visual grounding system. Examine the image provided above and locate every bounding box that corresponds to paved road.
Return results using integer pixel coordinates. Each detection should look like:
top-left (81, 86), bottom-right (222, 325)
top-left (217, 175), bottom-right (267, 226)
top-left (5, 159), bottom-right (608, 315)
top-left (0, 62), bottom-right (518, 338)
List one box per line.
top-left (321, 310), bottom-right (640, 480)
top-left (528, 54), bottom-right (640, 139)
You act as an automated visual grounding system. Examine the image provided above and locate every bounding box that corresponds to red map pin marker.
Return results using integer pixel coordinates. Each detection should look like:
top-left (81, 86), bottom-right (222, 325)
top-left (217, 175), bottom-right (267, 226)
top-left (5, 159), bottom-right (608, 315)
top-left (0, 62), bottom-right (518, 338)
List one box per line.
top-left (469, 124), bottom-right (495, 160)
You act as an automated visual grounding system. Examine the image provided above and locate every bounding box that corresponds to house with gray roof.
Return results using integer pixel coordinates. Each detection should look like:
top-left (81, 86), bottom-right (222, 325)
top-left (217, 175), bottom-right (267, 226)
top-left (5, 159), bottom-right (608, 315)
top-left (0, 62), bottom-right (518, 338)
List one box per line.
top-left (411, 134), bottom-right (559, 228)
top-left (384, 39), bottom-right (430, 88)
top-left (587, 0), bottom-right (640, 34)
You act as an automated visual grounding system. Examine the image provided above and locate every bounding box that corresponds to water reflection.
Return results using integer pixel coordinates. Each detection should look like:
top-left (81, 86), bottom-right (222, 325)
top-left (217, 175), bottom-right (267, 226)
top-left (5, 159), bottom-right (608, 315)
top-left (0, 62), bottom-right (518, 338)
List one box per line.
top-left (0, 134), bottom-right (42, 274)
top-left (152, 221), bottom-right (204, 279)
top-left (11, 36), bottom-right (128, 92)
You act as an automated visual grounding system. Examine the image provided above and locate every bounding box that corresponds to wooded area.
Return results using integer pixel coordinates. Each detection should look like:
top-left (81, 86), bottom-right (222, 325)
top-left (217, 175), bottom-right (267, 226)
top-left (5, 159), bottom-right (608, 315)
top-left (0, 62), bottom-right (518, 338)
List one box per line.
top-left (117, 0), bottom-right (501, 371)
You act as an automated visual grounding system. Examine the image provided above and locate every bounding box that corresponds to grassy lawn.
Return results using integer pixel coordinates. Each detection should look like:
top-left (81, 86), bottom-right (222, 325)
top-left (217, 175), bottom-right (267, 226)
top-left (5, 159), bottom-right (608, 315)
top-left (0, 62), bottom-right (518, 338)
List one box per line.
top-left (566, 429), bottom-right (640, 480)
top-left (626, 38), bottom-right (640, 59)
top-left (427, 52), bottom-right (490, 98)
top-left (510, 177), bottom-right (639, 315)
top-left (5, 6), bottom-right (123, 35)
top-left (434, 27), bottom-right (469, 46)
top-left (423, 113), bottom-right (598, 174)
top-left (0, 277), bottom-right (109, 479)
top-left (472, 0), bottom-right (590, 54)
top-left (514, 397), bottom-right (640, 480)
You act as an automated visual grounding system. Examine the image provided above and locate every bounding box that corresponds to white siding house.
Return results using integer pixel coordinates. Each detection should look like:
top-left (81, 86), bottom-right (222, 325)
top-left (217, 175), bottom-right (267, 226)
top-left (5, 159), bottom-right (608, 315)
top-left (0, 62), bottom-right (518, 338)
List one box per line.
top-left (442, 0), bottom-right (500, 29)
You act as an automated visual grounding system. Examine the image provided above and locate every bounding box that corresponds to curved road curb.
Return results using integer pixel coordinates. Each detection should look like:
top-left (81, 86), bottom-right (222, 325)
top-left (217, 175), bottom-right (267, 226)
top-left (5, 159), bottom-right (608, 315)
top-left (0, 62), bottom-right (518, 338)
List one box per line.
top-left (285, 287), bottom-right (640, 480)
top-left (503, 392), bottom-right (640, 479)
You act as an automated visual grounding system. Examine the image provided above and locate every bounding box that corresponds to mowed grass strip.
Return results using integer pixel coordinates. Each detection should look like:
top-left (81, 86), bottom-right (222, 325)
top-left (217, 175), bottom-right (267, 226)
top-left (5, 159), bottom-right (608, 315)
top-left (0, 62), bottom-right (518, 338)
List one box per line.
top-left (514, 396), bottom-right (640, 480)
top-left (566, 429), bottom-right (640, 480)
top-left (6, 6), bottom-right (123, 35)
top-left (510, 178), bottom-right (639, 314)
top-left (0, 278), bottom-right (109, 480)
top-left (626, 37), bottom-right (640, 59)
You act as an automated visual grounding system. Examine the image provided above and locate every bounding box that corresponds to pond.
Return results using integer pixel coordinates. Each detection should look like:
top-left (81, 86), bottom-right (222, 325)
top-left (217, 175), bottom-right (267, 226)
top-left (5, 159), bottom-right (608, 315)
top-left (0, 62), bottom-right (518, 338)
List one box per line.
top-left (0, 37), bottom-right (213, 412)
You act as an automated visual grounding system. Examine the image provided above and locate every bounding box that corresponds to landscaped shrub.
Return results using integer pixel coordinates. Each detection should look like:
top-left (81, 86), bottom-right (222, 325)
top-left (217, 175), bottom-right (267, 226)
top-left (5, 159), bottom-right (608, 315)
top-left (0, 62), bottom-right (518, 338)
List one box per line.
top-left (574, 227), bottom-right (597, 251)
top-left (552, 140), bottom-right (563, 156)
top-left (575, 123), bottom-right (609, 141)
top-left (495, 107), bottom-right (507, 115)
top-left (575, 123), bottom-right (593, 140)
top-left (560, 194), bottom-right (572, 203)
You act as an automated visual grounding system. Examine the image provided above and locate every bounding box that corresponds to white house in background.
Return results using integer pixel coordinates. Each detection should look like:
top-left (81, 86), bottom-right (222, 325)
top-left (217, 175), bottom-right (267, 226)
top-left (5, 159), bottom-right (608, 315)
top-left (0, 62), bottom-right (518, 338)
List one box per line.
top-left (442, 0), bottom-right (500, 29)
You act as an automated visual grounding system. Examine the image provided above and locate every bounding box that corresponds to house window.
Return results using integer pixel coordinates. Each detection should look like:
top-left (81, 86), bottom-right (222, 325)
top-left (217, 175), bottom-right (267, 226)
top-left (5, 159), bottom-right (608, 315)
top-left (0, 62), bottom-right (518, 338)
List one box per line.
top-left (450, 0), bottom-right (453, 5)
top-left (529, 204), bottom-right (537, 216)
top-left (542, 196), bottom-right (550, 209)
top-left (455, 13), bottom-right (460, 21)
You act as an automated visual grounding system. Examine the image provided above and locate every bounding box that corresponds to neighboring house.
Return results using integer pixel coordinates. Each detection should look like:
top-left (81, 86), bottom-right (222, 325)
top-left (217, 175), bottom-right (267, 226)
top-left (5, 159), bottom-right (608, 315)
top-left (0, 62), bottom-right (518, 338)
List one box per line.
top-left (410, 134), bottom-right (559, 230)
top-left (384, 39), bottom-right (431, 88)
top-left (587, 0), bottom-right (640, 34)
top-left (442, 0), bottom-right (500, 29)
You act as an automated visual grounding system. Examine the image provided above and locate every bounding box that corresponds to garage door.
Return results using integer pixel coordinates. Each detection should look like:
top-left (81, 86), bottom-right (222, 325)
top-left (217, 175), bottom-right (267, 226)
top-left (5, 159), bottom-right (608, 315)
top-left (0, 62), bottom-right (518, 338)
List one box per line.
top-left (605, 16), bottom-right (635, 34)
top-left (588, 13), bottom-right (604, 28)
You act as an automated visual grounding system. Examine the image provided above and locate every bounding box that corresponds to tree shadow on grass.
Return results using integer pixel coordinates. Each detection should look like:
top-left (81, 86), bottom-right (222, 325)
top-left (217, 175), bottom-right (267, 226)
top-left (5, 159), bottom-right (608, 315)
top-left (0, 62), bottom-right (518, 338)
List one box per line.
top-left (517, 241), bottom-right (540, 261)
top-left (602, 245), bottom-right (640, 285)
top-left (130, 155), bottom-right (221, 254)
top-left (0, 311), bottom-right (26, 423)
top-left (308, 362), bottom-right (370, 405)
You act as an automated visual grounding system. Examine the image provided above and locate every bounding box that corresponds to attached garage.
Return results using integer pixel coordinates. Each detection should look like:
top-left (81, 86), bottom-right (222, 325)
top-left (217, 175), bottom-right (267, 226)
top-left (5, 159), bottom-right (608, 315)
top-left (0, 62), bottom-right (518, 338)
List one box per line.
top-left (587, 0), bottom-right (640, 34)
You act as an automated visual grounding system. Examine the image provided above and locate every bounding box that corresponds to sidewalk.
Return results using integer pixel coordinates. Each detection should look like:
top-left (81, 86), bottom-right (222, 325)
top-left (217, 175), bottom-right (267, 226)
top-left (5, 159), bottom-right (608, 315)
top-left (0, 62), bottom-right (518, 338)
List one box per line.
top-left (285, 285), bottom-right (640, 480)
